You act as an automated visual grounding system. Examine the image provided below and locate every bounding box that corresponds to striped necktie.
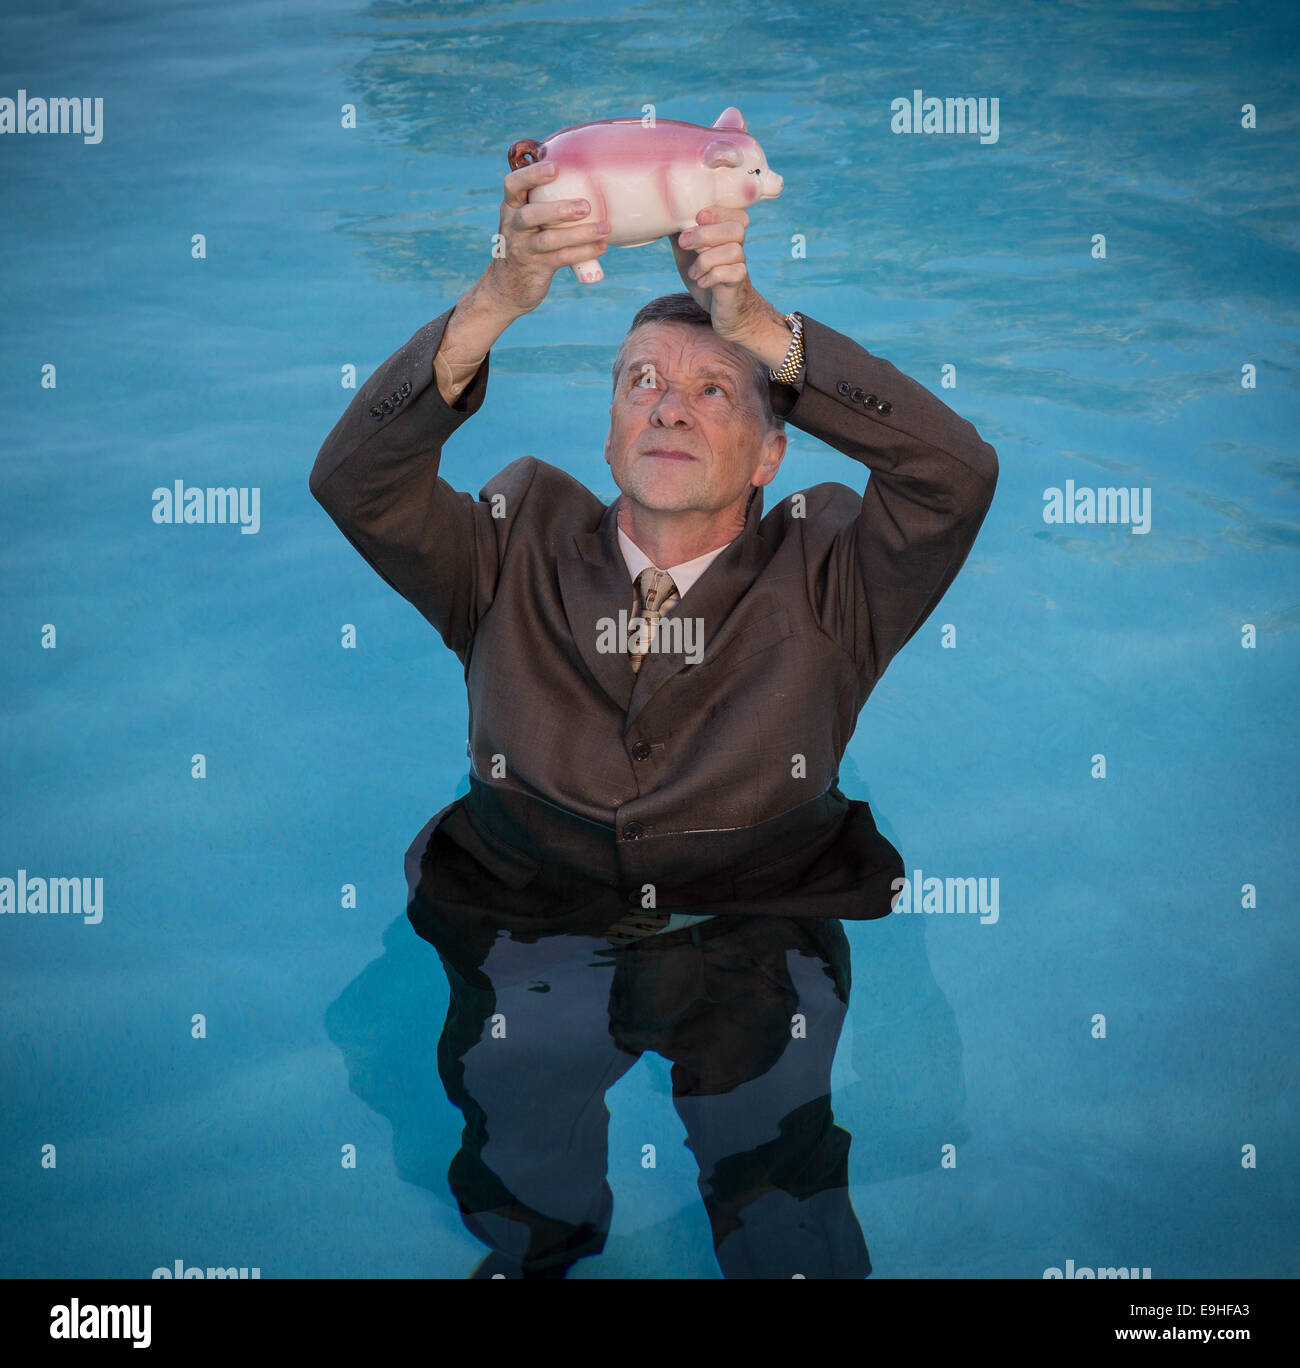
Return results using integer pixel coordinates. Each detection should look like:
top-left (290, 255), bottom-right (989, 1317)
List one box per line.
top-left (628, 567), bottom-right (679, 674)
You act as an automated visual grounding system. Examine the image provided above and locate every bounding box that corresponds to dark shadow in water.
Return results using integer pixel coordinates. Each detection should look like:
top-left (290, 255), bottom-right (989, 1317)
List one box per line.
top-left (324, 761), bottom-right (967, 1277)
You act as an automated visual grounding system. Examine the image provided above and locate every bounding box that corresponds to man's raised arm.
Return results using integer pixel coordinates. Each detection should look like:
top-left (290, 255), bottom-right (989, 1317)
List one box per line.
top-left (774, 316), bottom-right (998, 688)
top-left (671, 205), bottom-right (997, 690)
top-left (308, 161), bottom-right (611, 659)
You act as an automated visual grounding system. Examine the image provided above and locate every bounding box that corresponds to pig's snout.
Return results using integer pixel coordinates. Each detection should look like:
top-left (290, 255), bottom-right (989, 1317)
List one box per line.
top-left (764, 170), bottom-right (784, 198)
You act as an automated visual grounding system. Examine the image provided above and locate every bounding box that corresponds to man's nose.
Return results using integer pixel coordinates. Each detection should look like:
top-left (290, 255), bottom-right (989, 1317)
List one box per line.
top-left (651, 388), bottom-right (692, 424)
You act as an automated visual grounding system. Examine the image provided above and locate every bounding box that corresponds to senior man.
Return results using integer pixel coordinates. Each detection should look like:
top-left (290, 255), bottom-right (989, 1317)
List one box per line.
top-left (311, 158), bottom-right (998, 1278)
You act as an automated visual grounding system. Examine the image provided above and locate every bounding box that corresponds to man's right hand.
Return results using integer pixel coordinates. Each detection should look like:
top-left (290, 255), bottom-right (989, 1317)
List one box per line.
top-left (481, 161), bottom-right (611, 316)
top-left (433, 162), bottom-right (611, 404)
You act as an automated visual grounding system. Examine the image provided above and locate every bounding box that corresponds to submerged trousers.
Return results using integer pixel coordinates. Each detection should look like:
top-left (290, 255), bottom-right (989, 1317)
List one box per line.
top-left (428, 909), bottom-right (872, 1279)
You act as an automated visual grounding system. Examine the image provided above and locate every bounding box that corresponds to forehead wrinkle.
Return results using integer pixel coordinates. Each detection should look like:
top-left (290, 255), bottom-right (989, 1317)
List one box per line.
top-left (623, 352), bottom-right (750, 384)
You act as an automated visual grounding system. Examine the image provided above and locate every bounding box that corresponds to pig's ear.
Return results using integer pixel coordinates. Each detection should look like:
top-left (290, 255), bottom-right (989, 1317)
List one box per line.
top-left (702, 139), bottom-right (743, 169)
top-left (712, 107), bottom-right (746, 131)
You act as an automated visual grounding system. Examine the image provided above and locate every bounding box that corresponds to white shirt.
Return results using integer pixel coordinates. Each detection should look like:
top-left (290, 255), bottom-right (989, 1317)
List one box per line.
top-left (616, 525), bottom-right (733, 601)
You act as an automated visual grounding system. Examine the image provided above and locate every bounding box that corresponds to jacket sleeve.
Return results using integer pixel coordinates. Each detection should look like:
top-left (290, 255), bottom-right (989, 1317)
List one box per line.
top-left (309, 306), bottom-right (536, 662)
top-left (775, 313), bottom-right (999, 688)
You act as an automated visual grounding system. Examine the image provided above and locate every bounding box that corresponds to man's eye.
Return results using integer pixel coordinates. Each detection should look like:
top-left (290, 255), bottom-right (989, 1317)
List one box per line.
top-left (702, 383), bottom-right (726, 396)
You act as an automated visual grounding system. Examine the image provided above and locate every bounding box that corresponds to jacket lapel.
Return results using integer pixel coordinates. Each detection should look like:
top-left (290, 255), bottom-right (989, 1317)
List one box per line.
top-left (558, 498), bottom-right (638, 713)
top-left (559, 485), bottom-right (773, 723)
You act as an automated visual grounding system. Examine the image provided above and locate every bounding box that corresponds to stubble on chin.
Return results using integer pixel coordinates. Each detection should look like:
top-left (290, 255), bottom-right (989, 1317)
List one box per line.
top-left (622, 461), bottom-right (708, 513)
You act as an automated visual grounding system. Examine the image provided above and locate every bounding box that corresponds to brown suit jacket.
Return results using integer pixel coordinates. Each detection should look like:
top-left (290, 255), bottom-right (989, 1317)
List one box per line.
top-left (311, 306), bottom-right (998, 939)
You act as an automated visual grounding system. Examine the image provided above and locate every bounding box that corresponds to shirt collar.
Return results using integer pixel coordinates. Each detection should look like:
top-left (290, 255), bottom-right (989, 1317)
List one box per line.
top-left (616, 523), bottom-right (735, 600)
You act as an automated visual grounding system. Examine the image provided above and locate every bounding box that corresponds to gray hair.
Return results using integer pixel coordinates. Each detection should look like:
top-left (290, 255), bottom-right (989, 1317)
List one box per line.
top-left (610, 293), bottom-right (784, 431)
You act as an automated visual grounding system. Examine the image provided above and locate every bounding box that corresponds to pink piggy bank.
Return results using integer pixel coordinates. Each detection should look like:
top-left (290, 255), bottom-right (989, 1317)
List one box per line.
top-left (506, 106), bottom-right (783, 284)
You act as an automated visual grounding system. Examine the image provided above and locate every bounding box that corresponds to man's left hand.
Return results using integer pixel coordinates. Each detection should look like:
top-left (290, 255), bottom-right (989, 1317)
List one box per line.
top-left (670, 207), bottom-right (792, 372)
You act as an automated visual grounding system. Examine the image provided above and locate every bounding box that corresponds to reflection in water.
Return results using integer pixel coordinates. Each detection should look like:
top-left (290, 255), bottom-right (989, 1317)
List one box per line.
top-left (417, 878), bottom-right (867, 1279)
top-left (325, 783), bottom-right (967, 1280)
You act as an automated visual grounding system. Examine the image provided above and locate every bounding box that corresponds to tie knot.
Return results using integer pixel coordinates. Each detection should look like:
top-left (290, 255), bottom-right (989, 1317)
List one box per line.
top-left (635, 566), bottom-right (677, 612)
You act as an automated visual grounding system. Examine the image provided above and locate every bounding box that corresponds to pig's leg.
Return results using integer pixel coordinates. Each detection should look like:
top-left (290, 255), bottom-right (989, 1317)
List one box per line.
top-left (571, 187), bottom-right (607, 284)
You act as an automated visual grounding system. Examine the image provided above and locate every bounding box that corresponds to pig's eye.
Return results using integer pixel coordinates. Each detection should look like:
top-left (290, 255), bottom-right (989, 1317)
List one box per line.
top-left (749, 168), bottom-right (761, 176)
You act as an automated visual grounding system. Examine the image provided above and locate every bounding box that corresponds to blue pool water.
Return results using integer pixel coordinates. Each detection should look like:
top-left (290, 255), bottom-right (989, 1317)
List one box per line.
top-left (1, 0), bottom-right (1296, 1278)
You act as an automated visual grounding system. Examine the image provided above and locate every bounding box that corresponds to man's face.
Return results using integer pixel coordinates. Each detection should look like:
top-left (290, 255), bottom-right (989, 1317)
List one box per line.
top-left (604, 323), bottom-right (785, 518)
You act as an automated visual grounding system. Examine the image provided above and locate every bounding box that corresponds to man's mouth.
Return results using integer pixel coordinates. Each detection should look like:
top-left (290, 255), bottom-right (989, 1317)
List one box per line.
top-left (644, 449), bottom-right (695, 461)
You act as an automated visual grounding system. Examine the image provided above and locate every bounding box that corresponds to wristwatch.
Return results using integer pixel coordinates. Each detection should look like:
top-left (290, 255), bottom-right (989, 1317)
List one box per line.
top-left (769, 312), bottom-right (805, 385)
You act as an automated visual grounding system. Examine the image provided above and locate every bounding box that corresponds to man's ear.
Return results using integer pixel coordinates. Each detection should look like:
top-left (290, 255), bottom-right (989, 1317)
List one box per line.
top-left (604, 423), bottom-right (612, 467)
top-left (752, 428), bottom-right (787, 487)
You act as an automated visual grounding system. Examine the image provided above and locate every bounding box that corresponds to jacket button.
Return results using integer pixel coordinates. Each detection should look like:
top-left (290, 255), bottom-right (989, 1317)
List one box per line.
top-left (631, 741), bottom-right (651, 761)
top-left (877, 400), bottom-right (892, 415)
top-left (622, 822), bottom-right (644, 840)
top-left (836, 380), bottom-right (850, 396)
top-left (849, 387), bottom-right (863, 403)
top-left (863, 394), bottom-right (877, 407)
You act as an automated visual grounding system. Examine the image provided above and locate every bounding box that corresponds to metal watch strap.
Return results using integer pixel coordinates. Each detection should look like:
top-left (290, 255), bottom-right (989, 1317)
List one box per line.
top-left (769, 312), bottom-right (805, 385)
